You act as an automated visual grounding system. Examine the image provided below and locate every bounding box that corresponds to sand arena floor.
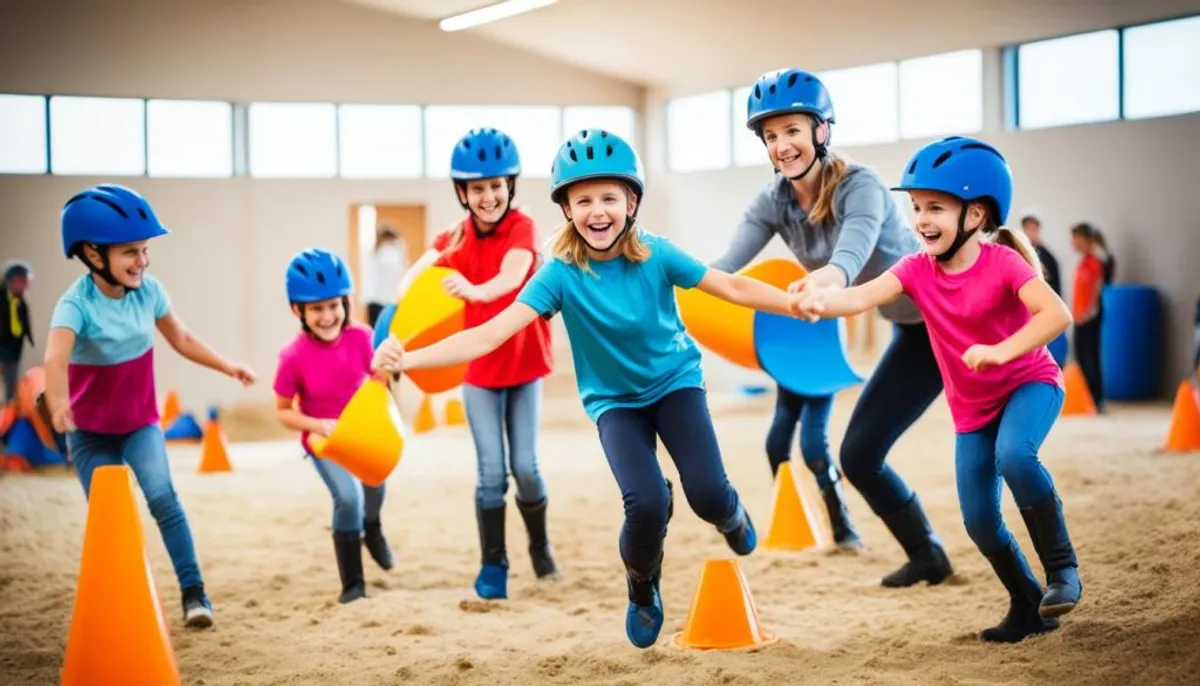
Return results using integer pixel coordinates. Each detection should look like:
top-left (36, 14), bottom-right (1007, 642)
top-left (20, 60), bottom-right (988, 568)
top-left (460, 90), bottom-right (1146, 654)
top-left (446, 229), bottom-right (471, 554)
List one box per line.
top-left (2, 384), bottom-right (1199, 685)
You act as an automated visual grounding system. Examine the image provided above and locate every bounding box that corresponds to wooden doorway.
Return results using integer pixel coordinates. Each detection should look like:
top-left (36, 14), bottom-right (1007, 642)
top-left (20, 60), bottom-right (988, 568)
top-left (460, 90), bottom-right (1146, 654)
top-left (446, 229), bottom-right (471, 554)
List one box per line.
top-left (347, 203), bottom-right (426, 324)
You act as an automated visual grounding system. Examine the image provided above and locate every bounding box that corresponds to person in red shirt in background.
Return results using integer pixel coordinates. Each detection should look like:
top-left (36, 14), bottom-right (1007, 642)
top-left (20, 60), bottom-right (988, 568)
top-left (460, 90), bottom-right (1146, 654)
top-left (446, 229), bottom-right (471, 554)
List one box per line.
top-left (380, 128), bottom-right (558, 601)
top-left (1070, 222), bottom-right (1107, 412)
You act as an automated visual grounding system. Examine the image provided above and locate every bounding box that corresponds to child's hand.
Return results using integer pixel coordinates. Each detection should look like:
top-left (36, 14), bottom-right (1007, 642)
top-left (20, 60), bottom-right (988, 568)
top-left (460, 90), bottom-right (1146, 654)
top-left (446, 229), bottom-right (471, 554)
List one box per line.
top-left (226, 363), bottom-right (257, 386)
top-left (786, 276), bottom-right (810, 294)
top-left (791, 291), bottom-right (825, 323)
top-left (51, 403), bottom-right (76, 434)
top-left (314, 419), bottom-right (337, 438)
top-left (962, 344), bottom-right (1009, 371)
top-left (442, 273), bottom-right (480, 301)
top-left (371, 335), bottom-right (405, 375)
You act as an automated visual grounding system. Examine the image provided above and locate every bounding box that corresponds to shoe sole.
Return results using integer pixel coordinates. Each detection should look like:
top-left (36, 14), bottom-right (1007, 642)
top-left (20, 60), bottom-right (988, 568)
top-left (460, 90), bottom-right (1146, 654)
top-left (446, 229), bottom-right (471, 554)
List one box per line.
top-left (1039, 601), bottom-right (1077, 618)
top-left (185, 610), bottom-right (214, 629)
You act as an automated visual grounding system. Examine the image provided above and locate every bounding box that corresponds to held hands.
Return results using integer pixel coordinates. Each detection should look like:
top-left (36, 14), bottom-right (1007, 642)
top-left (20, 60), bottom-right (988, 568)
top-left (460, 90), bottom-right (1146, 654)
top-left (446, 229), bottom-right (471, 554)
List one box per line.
top-left (962, 344), bottom-right (1011, 372)
top-left (442, 273), bottom-right (481, 302)
top-left (790, 289), bottom-right (827, 323)
top-left (371, 334), bottom-right (405, 376)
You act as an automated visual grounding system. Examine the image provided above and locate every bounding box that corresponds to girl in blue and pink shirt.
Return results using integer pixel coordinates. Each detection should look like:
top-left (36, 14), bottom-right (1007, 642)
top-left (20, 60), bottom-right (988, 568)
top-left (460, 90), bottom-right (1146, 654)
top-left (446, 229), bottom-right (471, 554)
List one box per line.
top-left (272, 248), bottom-right (398, 605)
top-left (794, 136), bottom-right (1083, 644)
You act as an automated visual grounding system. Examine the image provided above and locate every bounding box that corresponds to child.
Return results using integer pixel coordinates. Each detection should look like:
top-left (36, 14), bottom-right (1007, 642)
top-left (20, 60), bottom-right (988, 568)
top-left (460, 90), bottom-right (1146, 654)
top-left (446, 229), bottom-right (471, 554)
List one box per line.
top-left (1070, 222), bottom-right (1107, 412)
top-left (43, 184), bottom-right (256, 628)
top-left (1, 259), bottom-right (34, 403)
top-left (374, 129), bottom-right (799, 649)
top-left (273, 248), bottom-right (398, 604)
top-left (794, 136), bottom-right (1083, 643)
top-left (377, 127), bottom-right (557, 600)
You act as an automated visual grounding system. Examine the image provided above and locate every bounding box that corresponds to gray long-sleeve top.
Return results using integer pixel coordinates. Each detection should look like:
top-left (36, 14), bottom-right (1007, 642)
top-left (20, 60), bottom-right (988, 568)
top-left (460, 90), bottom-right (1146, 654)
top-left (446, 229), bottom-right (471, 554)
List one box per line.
top-left (711, 164), bottom-right (924, 324)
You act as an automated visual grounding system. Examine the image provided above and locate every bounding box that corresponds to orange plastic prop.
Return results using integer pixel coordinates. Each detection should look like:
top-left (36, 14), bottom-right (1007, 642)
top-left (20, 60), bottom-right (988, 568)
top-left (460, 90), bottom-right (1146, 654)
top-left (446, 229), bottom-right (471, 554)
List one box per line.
top-left (444, 397), bottom-right (467, 426)
top-left (1061, 362), bottom-right (1097, 416)
top-left (413, 394), bottom-right (436, 434)
top-left (61, 465), bottom-right (180, 686)
top-left (160, 391), bottom-right (181, 429)
top-left (15, 366), bottom-right (44, 419)
top-left (309, 378), bottom-right (405, 487)
top-left (390, 266), bottom-right (469, 394)
top-left (1163, 380), bottom-right (1200, 452)
top-left (197, 416), bottom-right (232, 473)
top-left (762, 461), bottom-right (828, 552)
top-left (673, 559), bottom-right (776, 651)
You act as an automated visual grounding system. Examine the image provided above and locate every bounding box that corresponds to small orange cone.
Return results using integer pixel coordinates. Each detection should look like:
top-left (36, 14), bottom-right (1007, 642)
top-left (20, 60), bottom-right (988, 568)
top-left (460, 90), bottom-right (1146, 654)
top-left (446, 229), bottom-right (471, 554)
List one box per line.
top-left (673, 559), bottom-right (776, 651)
top-left (61, 465), bottom-right (180, 685)
top-left (1061, 362), bottom-right (1097, 416)
top-left (160, 391), bottom-right (181, 429)
top-left (762, 461), bottom-right (828, 552)
top-left (413, 395), bottom-right (436, 434)
top-left (197, 408), bottom-right (232, 473)
top-left (1162, 380), bottom-right (1200, 452)
top-left (445, 398), bottom-right (467, 426)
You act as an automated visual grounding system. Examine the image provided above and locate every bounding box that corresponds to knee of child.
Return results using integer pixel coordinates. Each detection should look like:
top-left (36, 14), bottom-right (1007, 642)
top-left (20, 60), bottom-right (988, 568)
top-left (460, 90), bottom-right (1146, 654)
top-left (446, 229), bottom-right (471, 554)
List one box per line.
top-left (838, 438), bottom-right (882, 484)
top-left (799, 433), bottom-right (831, 466)
top-left (994, 439), bottom-right (1038, 480)
top-left (144, 487), bottom-right (181, 519)
top-left (625, 485), bottom-right (671, 530)
top-left (961, 508), bottom-right (1004, 555)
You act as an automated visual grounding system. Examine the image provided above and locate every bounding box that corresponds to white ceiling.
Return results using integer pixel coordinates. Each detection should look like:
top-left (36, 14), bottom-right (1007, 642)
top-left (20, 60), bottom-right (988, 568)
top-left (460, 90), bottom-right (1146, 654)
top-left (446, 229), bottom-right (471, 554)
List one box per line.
top-left (347, 0), bottom-right (1200, 94)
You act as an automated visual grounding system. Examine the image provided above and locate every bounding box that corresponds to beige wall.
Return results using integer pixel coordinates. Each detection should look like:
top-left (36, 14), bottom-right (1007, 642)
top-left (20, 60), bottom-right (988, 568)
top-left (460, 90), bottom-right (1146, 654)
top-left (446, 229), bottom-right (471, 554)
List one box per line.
top-left (0, 0), bottom-right (636, 409)
top-left (643, 50), bottom-right (1200, 396)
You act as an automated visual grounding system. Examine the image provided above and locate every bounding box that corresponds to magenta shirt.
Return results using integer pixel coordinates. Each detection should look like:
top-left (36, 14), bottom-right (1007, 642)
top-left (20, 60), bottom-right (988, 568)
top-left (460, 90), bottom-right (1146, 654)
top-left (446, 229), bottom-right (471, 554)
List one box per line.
top-left (273, 325), bottom-right (374, 448)
top-left (890, 242), bottom-right (1063, 433)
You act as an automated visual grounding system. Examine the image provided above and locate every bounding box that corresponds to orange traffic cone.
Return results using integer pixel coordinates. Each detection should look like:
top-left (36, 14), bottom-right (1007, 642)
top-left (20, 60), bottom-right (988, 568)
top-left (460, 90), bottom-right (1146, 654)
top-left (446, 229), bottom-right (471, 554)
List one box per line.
top-left (413, 395), bottom-right (436, 434)
top-left (762, 461), bottom-right (828, 552)
top-left (1061, 362), bottom-right (1097, 416)
top-left (197, 408), bottom-right (232, 473)
top-left (673, 559), bottom-right (776, 651)
top-left (444, 398), bottom-right (466, 426)
top-left (61, 465), bottom-right (180, 685)
top-left (160, 391), bottom-right (181, 429)
top-left (1162, 380), bottom-right (1200, 452)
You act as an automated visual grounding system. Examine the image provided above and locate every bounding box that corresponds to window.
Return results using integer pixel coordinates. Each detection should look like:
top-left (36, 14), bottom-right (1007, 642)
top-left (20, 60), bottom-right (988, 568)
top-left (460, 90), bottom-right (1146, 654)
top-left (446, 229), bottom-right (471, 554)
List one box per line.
top-left (146, 99), bottom-right (232, 177)
top-left (0, 94), bottom-right (47, 174)
top-left (732, 86), bottom-right (769, 167)
top-left (1017, 30), bottom-right (1119, 129)
top-left (248, 102), bottom-right (337, 178)
top-left (1123, 16), bottom-right (1200, 120)
top-left (899, 49), bottom-right (983, 139)
top-left (338, 104), bottom-right (423, 179)
top-left (667, 90), bottom-right (731, 172)
top-left (50, 96), bottom-right (145, 176)
top-left (817, 62), bottom-right (899, 146)
top-left (562, 106), bottom-right (636, 144)
top-left (423, 105), bottom-right (561, 179)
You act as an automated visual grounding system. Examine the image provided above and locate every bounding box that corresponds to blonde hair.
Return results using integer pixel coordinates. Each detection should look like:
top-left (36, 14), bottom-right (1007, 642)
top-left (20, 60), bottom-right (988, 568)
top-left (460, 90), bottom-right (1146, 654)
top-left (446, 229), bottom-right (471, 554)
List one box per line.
top-left (809, 152), bottom-right (850, 225)
top-left (550, 181), bottom-right (649, 274)
top-left (981, 207), bottom-right (1043, 276)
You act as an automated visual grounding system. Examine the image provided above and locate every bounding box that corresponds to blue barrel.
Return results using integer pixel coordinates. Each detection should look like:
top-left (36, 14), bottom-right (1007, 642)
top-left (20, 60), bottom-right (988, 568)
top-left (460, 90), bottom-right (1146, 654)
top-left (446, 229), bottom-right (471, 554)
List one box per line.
top-left (1047, 332), bottom-right (1068, 368)
top-left (1100, 284), bottom-right (1162, 400)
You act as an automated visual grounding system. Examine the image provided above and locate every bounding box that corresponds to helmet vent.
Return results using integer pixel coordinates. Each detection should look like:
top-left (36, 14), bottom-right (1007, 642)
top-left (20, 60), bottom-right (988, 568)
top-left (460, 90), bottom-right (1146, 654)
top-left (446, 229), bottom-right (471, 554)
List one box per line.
top-left (907, 158), bottom-right (919, 174)
top-left (294, 264), bottom-right (309, 277)
top-left (932, 151), bottom-right (954, 169)
top-left (786, 73), bottom-right (798, 88)
top-left (137, 208), bottom-right (148, 220)
top-left (960, 142), bottom-right (1004, 161)
top-left (477, 149), bottom-right (487, 162)
top-left (463, 139), bottom-right (472, 149)
top-left (494, 145), bottom-right (502, 159)
top-left (768, 84), bottom-right (777, 95)
top-left (315, 272), bottom-right (326, 285)
top-left (605, 144), bottom-right (614, 157)
top-left (599, 130), bottom-right (609, 138)
top-left (753, 84), bottom-right (762, 99)
top-left (585, 145), bottom-right (595, 160)
top-left (569, 147), bottom-right (578, 162)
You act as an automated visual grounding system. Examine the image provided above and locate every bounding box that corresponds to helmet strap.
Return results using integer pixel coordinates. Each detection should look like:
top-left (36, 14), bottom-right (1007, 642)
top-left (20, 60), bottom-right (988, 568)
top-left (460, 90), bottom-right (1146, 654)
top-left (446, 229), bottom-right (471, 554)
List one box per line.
top-left (296, 296), bottom-right (352, 336)
top-left (78, 244), bottom-right (130, 290)
top-left (579, 201), bottom-right (641, 255)
top-left (786, 123), bottom-right (828, 181)
top-left (936, 205), bottom-right (976, 263)
top-left (457, 178), bottom-right (517, 238)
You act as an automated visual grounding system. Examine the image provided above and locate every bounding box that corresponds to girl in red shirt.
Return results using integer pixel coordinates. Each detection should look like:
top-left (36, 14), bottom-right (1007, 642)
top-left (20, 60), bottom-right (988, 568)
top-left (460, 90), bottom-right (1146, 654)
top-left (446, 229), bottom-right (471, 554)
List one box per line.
top-left (1071, 222), bottom-right (1107, 412)
top-left (399, 128), bottom-right (556, 600)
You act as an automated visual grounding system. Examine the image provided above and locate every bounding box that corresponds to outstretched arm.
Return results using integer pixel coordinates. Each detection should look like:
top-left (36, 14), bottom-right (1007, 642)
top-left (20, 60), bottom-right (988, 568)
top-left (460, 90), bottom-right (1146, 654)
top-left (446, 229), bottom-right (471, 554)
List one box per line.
top-left (401, 302), bottom-right (540, 372)
top-left (694, 269), bottom-right (794, 316)
top-left (796, 272), bottom-right (904, 320)
top-left (156, 312), bottom-right (256, 385)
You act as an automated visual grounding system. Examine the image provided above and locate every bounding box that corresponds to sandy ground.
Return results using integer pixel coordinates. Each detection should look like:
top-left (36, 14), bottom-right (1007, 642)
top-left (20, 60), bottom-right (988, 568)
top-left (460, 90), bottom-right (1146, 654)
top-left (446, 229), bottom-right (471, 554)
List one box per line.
top-left (2, 383), bottom-right (1200, 686)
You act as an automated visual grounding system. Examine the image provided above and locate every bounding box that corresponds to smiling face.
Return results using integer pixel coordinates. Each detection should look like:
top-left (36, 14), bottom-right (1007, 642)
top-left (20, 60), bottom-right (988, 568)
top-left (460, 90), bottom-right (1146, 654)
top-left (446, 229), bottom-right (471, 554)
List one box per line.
top-left (82, 240), bottom-right (150, 289)
top-left (759, 113), bottom-right (827, 178)
top-left (563, 180), bottom-right (638, 255)
top-left (909, 190), bottom-right (988, 257)
top-left (457, 177), bottom-right (510, 228)
top-left (292, 297), bottom-right (346, 342)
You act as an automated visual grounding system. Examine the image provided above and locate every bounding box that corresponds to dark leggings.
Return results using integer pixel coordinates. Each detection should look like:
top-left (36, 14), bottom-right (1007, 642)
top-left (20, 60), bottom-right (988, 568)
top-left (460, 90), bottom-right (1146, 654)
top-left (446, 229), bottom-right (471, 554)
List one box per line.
top-left (1074, 316), bottom-right (1104, 408)
top-left (839, 323), bottom-right (944, 516)
top-left (764, 387), bottom-right (837, 488)
top-left (366, 302), bottom-right (385, 329)
top-left (596, 387), bottom-right (741, 575)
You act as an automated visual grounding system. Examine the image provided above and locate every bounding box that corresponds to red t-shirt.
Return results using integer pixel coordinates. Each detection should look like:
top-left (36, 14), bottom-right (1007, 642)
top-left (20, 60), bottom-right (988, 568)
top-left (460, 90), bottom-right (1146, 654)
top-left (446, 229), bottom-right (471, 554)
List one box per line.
top-left (433, 208), bottom-right (553, 388)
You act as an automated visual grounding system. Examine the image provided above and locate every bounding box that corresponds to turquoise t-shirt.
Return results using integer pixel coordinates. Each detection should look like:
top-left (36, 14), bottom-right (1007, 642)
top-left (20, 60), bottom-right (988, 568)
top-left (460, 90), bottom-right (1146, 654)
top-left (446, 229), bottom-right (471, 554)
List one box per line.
top-left (517, 230), bottom-right (708, 422)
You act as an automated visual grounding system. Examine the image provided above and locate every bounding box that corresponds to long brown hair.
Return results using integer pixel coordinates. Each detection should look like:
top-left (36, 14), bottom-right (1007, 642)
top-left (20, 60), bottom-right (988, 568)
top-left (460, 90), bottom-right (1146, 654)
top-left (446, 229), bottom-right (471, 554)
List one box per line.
top-left (809, 152), bottom-right (850, 225)
top-left (979, 203), bottom-right (1042, 274)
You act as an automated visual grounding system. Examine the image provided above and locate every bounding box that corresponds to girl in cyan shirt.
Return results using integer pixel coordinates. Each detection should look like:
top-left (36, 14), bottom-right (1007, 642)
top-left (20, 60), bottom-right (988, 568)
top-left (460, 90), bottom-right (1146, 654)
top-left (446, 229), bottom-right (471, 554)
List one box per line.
top-left (375, 129), bottom-right (797, 649)
top-left (794, 137), bottom-right (1083, 644)
top-left (273, 248), bottom-right (399, 605)
top-left (44, 184), bottom-right (257, 629)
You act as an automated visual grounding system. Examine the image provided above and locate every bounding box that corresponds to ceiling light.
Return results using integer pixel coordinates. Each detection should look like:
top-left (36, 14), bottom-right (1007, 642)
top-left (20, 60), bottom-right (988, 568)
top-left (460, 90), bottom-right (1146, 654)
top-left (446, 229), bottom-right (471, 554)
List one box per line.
top-left (439, 0), bottom-right (557, 32)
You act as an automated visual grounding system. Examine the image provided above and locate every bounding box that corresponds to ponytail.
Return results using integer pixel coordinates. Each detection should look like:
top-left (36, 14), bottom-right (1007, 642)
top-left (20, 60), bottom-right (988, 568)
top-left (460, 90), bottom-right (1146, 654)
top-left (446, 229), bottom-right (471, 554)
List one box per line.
top-left (809, 152), bottom-right (850, 225)
top-left (979, 200), bottom-right (1043, 277)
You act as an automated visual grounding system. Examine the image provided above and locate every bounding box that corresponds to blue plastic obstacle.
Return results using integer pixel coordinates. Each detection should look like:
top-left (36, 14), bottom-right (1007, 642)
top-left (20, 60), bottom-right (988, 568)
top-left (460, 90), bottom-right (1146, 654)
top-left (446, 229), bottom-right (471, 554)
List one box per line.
top-left (4, 418), bottom-right (67, 467)
top-left (753, 312), bottom-right (865, 397)
top-left (1048, 332), bottom-right (1068, 368)
top-left (1101, 285), bottom-right (1163, 401)
top-left (164, 412), bottom-right (203, 441)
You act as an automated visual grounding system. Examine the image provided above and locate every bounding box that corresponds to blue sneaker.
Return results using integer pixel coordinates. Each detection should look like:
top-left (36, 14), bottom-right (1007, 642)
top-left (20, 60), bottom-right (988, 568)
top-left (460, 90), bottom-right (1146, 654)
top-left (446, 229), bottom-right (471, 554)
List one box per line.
top-left (624, 566), bottom-right (664, 649)
top-left (474, 563), bottom-right (508, 600)
top-left (182, 584), bottom-right (214, 629)
top-left (718, 503), bottom-right (757, 556)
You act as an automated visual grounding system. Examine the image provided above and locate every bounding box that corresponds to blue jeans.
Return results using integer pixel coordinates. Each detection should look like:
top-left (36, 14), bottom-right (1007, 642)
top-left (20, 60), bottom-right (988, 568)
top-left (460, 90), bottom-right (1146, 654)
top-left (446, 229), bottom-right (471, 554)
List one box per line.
top-left (955, 382), bottom-right (1064, 556)
top-left (463, 380), bottom-right (546, 509)
top-left (764, 386), bottom-right (836, 488)
top-left (69, 424), bottom-right (203, 591)
top-left (310, 456), bottom-right (386, 534)
top-left (596, 387), bottom-right (741, 574)
top-left (840, 323), bottom-right (944, 516)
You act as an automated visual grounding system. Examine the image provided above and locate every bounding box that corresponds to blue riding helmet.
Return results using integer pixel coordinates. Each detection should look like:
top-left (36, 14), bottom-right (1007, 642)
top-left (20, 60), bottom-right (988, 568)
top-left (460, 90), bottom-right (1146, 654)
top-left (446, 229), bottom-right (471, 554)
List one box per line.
top-left (60, 184), bottom-right (170, 258)
top-left (450, 128), bottom-right (522, 180)
top-left (549, 128), bottom-right (645, 204)
top-left (745, 68), bottom-right (835, 131)
top-left (286, 248), bottom-right (354, 304)
top-left (893, 136), bottom-right (1013, 224)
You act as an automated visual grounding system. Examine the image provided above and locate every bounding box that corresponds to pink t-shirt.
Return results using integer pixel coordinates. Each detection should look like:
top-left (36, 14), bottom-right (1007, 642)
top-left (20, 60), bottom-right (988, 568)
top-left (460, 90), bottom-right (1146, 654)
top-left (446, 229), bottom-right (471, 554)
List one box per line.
top-left (890, 242), bottom-right (1064, 433)
top-left (273, 324), bottom-right (374, 448)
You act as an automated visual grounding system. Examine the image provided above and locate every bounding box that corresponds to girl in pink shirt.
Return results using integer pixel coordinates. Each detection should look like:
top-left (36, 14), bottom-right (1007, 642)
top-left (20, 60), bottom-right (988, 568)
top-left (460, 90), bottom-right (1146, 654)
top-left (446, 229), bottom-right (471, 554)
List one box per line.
top-left (273, 248), bottom-right (398, 604)
top-left (794, 136), bottom-right (1083, 644)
